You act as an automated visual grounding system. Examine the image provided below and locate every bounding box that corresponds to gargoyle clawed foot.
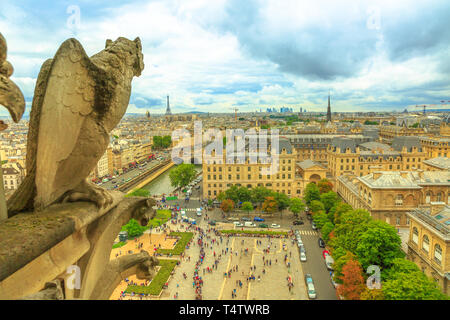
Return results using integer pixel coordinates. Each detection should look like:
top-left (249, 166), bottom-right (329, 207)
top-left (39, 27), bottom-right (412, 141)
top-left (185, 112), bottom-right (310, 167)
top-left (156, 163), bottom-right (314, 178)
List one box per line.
top-left (62, 180), bottom-right (114, 209)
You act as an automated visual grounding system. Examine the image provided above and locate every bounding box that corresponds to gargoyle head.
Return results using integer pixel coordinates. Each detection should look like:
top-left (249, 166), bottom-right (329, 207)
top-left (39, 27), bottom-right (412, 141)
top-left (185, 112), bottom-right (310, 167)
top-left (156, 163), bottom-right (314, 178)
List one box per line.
top-left (0, 33), bottom-right (25, 124)
top-left (136, 254), bottom-right (159, 280)
top-left (105, 36), bottom-right (144, 77)
top-left (132, 198), bottom-right (157, 227)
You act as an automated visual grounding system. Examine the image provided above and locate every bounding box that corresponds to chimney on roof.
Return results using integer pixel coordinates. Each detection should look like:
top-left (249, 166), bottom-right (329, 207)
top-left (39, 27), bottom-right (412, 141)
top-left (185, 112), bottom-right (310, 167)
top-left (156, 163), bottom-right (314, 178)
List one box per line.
top-left (399, 171), bottom-right (408, 178)
top-left (430, 202), bottom-right (446, 216)
top-left (417, 169), bottom-right (424, 179)
top-left (373, 172), bottom-right (382, 180)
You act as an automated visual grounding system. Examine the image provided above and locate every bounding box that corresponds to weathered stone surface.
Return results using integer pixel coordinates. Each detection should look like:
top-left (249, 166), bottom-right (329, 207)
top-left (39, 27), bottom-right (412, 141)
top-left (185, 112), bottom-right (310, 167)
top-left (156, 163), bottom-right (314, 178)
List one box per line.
top-left (0, 191), bottom-right (124, 282)
top-left (7, 36), bottom-right (144, 216)
top-left (22, 280), bottom-right (64, 300)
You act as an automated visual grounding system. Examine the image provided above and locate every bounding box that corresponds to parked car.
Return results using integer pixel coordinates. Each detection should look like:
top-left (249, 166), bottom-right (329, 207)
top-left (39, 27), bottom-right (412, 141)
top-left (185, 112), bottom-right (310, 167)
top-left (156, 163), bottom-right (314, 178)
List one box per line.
top-left (330, 272), bottom-right (338, 288)
top-left (253, 217), bottom-right (264, 222)
top-left (311, 222), bottom-right (317, 230)
top-left (233, 221), bottom-right (244, 227)
top-left (307, 283), bottom-right (317, 299)
top-left (259, 223), bottom-right (268, 228)
top-left (297, 239), bottom-right (303, 247)
top-left (196, 208), bottom-right (202, 216)
top-left (293, 220), bottom-right (304, 225)
top-left (304, 274), bottom-right (316, 299)
top-left (244, 221), bottom-right (256, 228)
top-left (208, 220), bottom-right (217, 226)
top-left (324, 252), bottom-right (335, 271)
top-left (271, 223), bottom-right (281, 228)
top-left (318, 238), bottom-right (325, 248)
top-left (228, 217), bottom-right (239, 221)
top-left (241, 217), bottom-right (251, 221)
top-left (300, 251), bottom-right (307, 262)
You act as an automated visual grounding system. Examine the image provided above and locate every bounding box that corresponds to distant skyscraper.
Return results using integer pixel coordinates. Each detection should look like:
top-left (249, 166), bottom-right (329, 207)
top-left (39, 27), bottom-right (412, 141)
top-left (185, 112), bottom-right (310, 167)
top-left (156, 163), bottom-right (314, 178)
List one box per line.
top-left (327, 92), bottom-right (332, 122)
top-left (165, 95), bottom-right (172, 115)
top-left (300, 107), bottom-right (303, 113)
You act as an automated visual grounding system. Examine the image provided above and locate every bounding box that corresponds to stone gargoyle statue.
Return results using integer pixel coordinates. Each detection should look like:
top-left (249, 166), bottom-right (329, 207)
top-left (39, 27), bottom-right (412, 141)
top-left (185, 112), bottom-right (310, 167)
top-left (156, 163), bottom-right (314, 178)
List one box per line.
top-left (0, 33), bottom-right (26, 132)
top-left (7, 37), bottom-right (144, 217)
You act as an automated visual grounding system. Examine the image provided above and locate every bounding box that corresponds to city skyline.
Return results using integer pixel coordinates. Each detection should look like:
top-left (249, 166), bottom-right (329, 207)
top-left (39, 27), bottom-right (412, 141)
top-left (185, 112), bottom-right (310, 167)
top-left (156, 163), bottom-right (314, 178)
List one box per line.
top-left (1, 0), bottom-right (450, 116)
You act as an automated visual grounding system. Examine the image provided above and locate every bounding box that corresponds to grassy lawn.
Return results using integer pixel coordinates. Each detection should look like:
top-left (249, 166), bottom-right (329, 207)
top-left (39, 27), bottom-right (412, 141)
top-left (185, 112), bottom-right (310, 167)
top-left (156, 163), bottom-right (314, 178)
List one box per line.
top-left (220, 229), bottom-right (288, 236)
top-left (146, 209), bottom-right (172, 229)
top-left (156, 232), bottom-right (193, 255)
top-left (124, 259), bottom-right (178, 296)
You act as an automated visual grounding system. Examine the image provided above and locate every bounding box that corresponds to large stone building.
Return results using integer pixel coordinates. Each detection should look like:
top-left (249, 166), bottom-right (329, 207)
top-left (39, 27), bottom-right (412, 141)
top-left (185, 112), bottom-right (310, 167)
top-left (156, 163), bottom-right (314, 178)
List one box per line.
top-left (423, 157), bottom-right (450, 171)
top-left (420, 136), bottom-right (450, 158)
top-left (336, 170), bottom-right (450, 228)
top-left (328, 136), bottom-right (427, 178)
top-left (406, 203), bottom-right (450, 295)
top-left (202, 138), bottom-right (327, 199)
top-left (379, 125), bottom-right (427, 144)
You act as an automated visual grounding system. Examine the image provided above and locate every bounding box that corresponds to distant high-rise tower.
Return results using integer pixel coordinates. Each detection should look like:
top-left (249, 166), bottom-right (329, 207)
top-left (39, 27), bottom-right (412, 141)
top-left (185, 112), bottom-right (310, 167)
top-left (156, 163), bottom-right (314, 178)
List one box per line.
top-left (327, 92), bottom-right (332, 122)
top-left (165, 95), bottom-right (172, 115)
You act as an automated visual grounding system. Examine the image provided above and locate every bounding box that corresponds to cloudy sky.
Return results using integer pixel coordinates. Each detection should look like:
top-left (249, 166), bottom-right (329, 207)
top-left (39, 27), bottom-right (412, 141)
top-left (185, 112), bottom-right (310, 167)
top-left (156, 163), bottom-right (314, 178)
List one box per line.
top-left (1, 0), bottom-right (449, 115)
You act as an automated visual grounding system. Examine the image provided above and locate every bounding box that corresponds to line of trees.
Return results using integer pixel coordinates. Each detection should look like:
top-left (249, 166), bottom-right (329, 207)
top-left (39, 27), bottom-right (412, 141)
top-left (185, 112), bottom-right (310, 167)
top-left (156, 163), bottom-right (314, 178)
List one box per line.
top-left (217, 185), bottom-right (306, 218)
top-left (305, 181), bottom-right (447, 300)
top-left (152, 135), bottom-right (172, 149)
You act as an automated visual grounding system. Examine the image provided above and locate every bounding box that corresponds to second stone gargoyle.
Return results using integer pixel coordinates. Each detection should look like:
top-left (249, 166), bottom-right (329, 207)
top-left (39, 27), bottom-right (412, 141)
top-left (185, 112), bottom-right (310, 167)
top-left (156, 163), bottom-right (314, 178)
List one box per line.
top-left (8, 37), bottom-right (144, 216)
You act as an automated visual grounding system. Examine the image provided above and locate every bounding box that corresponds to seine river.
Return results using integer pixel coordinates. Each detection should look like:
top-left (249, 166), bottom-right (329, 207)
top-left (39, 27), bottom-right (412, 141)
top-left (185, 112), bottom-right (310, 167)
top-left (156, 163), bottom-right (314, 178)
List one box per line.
top-left (142, 165), bottom-right (202, 196)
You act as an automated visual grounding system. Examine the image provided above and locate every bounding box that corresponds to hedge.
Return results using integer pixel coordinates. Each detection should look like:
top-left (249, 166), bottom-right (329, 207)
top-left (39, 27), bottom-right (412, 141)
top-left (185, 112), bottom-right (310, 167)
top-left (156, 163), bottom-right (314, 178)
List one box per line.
top-left (112, 241), bottom-right (127, 249)
top-left (156, 232), bottom-right (194, 255)
top-left (124, 259), bottom-right (177, 296)
top-left (219, 230), bottom-right (288, 236)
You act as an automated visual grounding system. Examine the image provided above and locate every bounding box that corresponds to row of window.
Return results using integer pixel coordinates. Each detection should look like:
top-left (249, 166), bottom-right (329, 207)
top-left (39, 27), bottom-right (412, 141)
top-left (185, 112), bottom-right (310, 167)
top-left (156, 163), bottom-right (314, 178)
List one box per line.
top-left (207, 173), bottom-right (294, 180)
top-left (412, 229), bottom-right (443, 265)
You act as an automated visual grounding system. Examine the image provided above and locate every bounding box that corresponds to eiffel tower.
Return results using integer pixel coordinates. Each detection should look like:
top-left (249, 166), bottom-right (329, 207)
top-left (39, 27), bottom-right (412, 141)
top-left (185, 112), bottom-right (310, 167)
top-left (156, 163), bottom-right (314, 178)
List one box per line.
top-left (165, 95), bottom-right (172, 115)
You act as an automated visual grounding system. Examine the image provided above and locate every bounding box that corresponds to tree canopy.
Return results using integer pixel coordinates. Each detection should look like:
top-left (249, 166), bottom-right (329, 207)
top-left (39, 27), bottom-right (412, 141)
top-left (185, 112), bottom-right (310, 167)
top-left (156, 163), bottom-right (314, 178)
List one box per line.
top-left (169, 164), bottom-right (197, 189)
top-left (304, 182), bottom-right (320, 206)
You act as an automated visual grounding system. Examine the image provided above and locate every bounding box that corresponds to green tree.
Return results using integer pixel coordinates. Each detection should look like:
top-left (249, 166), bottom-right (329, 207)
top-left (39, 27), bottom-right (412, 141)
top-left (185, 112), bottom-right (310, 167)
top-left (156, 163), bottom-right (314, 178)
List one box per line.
top-left (237, 186), bottom-right (252, 203)
top-left (321, 222), bottom-right (335, 242)
top-left (224, 185), bottom-right (240, 203)
top-left (382, 272), bottom-right (447, 300)
top-left (309, 200), bottom-right (325, 213)
top-left (330, 209), bottom-right (372, 253)
top-left (273, 192), bottom-right (290, 212)
top-left (382, 258), bottom-right (423, 281)
top-left (318, 178), bottom-right (333, 194)
top-left (312, 210), bottom-right (329, 229)
top-left (169, 164), bottom-right (197, 189)
top-left (355, 220), bottom-right (405, 270)
top-left (360, 288), bottom-right (385, 300)
top-left (241, 201), bottom-right (254, 216)
top-left (122, 218), bottom-right (146, 238)
top-left (320, 191), bottom-right (339, 213)
top-left (251, 186), bottom-right (272, 208)
top-left (289, 197), bottom-right (306, 218)
top-left (217, 191), bottom-right (226, 202)
top-left (304, 182), bottom-right (320, 206)
top-left (331, 202), bottom-right (353, 225)
top-left (162, 135), bottom-right (172, 148)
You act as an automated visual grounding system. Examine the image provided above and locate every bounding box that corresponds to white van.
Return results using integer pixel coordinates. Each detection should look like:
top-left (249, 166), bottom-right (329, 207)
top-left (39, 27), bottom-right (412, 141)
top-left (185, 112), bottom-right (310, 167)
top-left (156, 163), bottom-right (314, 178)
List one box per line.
top-left (244, 221), bottom-right (256, 228)
top-left (325, 254), bottom-right (334, 271)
